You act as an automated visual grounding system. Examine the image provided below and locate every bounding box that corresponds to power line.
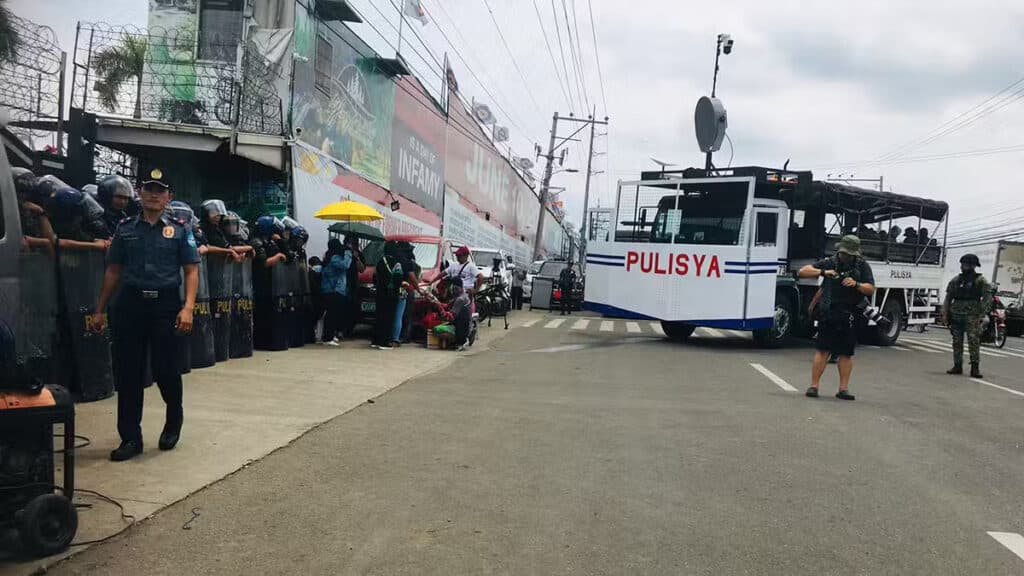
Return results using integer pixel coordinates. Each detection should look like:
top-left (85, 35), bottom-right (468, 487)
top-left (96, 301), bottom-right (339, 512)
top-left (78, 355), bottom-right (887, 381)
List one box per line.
top-left (568, 0), bottom-right (591, 109)
top-left (560, 0), bottom-right (590, 111)
top-left (480, 0), bottom-right (544, 114)
top-left (585, 0), bottom-right (608, 115)
top-left (418, 0), bottom-right (535, 139)
top-left (531, 0), bottom-right (572, 111)
top-left (813, 143), bottom-right (1024, 171)
top-left (876, 75), bottom-right (1024, 163)
top-left (549, 0), bottom-right (580, 114)
top-left (364, 0), bottom-right (538, 147)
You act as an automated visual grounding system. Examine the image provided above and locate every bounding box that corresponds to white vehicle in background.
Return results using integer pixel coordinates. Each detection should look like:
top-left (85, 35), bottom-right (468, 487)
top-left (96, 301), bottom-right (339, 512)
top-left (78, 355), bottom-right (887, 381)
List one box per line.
top-left (524, 259), bottom-right (546, 299)
top-left (585, 166), bottom-right (949, 347)
top-left (468, 247), bottom-right (513, 288)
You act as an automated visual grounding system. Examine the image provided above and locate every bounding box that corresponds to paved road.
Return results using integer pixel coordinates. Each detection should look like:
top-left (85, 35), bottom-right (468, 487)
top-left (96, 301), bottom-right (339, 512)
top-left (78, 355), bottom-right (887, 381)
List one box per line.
top-left (50, 316), bottom-right (1024, 575)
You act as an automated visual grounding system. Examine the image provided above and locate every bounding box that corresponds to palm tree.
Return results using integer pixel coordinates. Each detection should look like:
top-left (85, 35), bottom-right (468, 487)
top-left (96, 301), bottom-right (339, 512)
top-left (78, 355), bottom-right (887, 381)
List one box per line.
top-left (0, 0), bottom-right (19, 65)
top-left (92, 34), bottom-right (147, 118)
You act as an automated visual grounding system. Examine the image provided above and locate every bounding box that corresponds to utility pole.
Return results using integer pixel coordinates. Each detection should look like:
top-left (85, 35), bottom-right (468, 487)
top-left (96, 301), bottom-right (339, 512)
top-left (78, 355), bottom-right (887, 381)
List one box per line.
top-left (534, 111), bottom-right (608, 261)
top-left (581, 107), bottom-right (597, 247)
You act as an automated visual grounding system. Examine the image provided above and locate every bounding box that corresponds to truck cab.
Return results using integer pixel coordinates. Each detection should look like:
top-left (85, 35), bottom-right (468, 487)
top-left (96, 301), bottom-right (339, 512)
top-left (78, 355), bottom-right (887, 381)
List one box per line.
top-left (585, 166), bottom-right (948, 347)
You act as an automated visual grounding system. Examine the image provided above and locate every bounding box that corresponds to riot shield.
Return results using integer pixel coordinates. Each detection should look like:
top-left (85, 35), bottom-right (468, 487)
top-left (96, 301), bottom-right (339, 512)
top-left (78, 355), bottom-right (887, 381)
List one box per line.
top-left (230, 258), bottom-right (254, 358)
top-left (57, 248), bottom-right (114, 402)
top-left (189, 255), bottom-right (216, 369)
top-left (207, 255), bottom-right (233, 362)
top-left (3, 245), bottom-right (59, 391)
top-left (288, 260), bottom-right (309, 348)
top-left (263, 261), bottom-right (292, 351)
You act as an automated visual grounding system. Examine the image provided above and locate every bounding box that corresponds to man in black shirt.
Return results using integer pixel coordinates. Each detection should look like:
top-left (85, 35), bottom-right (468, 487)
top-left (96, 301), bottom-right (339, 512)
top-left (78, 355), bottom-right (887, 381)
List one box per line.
top-left (798, 235), bottom-right (875, 401)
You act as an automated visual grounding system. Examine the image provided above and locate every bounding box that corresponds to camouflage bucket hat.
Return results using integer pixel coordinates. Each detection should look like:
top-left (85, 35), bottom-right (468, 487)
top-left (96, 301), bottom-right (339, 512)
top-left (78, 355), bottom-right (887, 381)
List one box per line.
top-left (837, 234), bottom-right (861, 256)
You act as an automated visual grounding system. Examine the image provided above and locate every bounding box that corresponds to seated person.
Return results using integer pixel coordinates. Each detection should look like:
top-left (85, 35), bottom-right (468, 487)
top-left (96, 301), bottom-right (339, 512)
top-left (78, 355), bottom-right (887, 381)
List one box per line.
top-left (888, 226), bottom-right (901, 242)
top-left (443, 276), bottom-right (473, 351)
top-left (918, 228), bottom-right (930, 245)
top-left (903, 227), bottom-right (918, 244)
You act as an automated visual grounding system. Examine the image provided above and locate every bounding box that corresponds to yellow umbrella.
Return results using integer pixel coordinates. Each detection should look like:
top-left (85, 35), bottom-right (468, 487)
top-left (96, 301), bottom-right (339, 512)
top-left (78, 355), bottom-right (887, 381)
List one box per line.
top-left (313, 200), bottom-right (384, 222)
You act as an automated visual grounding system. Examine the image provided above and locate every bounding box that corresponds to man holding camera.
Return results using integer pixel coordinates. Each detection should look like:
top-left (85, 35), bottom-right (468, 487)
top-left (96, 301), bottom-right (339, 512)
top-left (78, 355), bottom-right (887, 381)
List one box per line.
top-left (798, 235), bottom-right (875, 400)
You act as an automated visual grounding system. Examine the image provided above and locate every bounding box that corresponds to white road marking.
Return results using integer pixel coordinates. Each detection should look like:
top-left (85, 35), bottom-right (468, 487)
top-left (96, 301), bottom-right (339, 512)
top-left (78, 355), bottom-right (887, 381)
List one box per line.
top-left (649, 322), bottom-right (665, 337)
top-left (571, 319), bottom-right (590, 330)
top-left (987, 531), bottom-right (1024, 561)
top-left (1006, 346), bottom-right (1024, 354)
top-left (521, 319), bottom-right (540, 328)
top-left (545, 319), bottom-right (565, 329)
top-left (600, 320), bottom-right (614, 332)
top-left (971, 379), bottom-right (1024, 398)
top-left (531, 343), bottom-right (588, 353)
top-left (701, 327), bottom-right (726, 338)
top-left (902, 342), bottom-right (942, 354)
top-left (726, 330), bottom-right (748, 338)
top-left (749, 363), bottom-right (798, 392)
top-left (626, 322), bottom-right (642, 333)
top-left (909, 338), bottom-right (1017, 359)
top-left (893, 345), bottom-right (917, 353)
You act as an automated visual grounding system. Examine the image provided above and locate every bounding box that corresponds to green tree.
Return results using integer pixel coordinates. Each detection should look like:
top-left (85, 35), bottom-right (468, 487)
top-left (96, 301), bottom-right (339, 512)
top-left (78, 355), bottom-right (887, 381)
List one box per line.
top-left (92, 34), bottom-right (148, 118)
top-left (0, 0), bottom-right (19, 65)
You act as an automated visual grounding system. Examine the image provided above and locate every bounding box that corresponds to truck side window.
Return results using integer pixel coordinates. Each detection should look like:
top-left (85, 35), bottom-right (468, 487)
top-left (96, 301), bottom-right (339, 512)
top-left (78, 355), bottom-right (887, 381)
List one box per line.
top-left (755, 212), bottom-right (778, 246)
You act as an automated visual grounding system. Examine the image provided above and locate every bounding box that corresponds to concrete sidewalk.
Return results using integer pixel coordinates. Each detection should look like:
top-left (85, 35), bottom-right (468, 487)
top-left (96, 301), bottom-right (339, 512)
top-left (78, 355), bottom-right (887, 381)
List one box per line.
top-left (0, 313), bottom-right (532, 575)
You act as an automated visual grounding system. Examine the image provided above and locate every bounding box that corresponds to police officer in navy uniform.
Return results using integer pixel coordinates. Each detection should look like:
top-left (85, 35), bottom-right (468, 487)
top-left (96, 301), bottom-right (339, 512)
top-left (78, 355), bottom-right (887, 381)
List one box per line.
top-left (90, 169), bottom-right (200, 461)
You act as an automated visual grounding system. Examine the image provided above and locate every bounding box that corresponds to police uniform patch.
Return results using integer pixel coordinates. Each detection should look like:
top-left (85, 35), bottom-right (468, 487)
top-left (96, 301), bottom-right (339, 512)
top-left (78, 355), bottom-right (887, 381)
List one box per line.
top-left (163, 225), bottom-right (175, 239)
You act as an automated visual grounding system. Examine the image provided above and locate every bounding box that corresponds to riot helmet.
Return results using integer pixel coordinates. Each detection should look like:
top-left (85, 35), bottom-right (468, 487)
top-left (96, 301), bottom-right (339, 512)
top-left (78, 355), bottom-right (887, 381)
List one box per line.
top-left (222, 211), bottom-right (241, 238)
top-left (47, 187), bottom-right (85, 219)
top-left (960, 253), bottom-right (981, 269)
top-left (81, 192), bottom-right (106, 221)
top-left (254, 215), bottom-right (283, 238)
top-left (97, 175), bottom-right (134, 209)
top-left (201, 199), bottom-right (228, 225)
top-left (35, 175), bottom-right (72, 200)
top-left (290, 226), bottom-right (309, 248)
top-left (281, 216), bottom-right (300, 231)
top-left (167, 200), bottom-right (196, 225)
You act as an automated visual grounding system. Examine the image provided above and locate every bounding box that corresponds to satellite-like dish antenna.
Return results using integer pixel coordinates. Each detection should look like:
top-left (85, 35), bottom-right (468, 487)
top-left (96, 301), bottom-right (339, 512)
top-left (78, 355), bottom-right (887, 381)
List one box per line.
top-left (651, 158), bottom-right (678, 175)
top-left (694, 96), bottom-right (728, 153)
top-left (516, 157), bottom-right (535, 171)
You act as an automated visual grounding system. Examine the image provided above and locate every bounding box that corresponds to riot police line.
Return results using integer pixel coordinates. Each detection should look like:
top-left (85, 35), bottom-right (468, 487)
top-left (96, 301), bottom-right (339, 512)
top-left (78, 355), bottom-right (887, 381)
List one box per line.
top-left (13, 170), bottom-right (315, 403)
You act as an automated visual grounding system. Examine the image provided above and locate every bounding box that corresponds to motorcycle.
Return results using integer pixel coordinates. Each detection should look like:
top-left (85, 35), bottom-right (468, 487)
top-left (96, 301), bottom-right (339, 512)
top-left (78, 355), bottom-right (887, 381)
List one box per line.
top-left (981, 294), bottom-right (1007, 348)
top-left (474, 274), bottom-right (510, 329)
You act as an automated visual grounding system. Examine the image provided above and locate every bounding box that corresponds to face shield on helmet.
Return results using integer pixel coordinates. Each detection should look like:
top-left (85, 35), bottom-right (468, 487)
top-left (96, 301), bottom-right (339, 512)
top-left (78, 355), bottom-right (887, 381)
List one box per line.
top-left (281, 216), bottom-right (300, 231)
top-left (201, 199), bottom-right (228, 222)
top-left (254, 216), bottom-right (279, 238)
top-left (81, 192), bottom-right (106, 221)
top-left (35, 175), bottom-right (72, 200)
top-left (167, 200), bottom-right (196, 226)
top-left (11, 167), bottom-right (40, 202)
top-left (97, 174), bottom-right (134, 208)
top-left (290, 226), bottom-right (309, 248)
top-left (82, 184), bottom-right (99, 199)
top-left (221, 211), bottom-right (241, 237)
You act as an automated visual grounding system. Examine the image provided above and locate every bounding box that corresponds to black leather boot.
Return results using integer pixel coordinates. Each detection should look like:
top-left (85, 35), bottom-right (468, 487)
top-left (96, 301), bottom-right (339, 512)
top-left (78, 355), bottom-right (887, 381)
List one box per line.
top-left (946, 364), bottom-right (963, 375)
top-left (970, 363), bottom-right (982, 378)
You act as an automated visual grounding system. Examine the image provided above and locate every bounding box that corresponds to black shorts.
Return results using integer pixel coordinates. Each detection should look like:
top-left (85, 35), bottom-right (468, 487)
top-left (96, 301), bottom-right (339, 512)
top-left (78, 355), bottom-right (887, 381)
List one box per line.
top-left (815, 311), bottom-right (857, 357)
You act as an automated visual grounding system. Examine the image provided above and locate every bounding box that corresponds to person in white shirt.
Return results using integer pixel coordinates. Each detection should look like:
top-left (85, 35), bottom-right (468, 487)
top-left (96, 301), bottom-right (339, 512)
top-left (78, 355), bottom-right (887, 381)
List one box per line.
top-left (441, 245), bottom-right (483, 295)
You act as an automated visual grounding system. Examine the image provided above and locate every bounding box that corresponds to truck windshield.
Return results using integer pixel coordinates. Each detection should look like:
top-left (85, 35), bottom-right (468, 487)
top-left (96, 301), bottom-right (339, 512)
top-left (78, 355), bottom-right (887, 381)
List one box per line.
top-left (650, 183), bottom-right (748, 245)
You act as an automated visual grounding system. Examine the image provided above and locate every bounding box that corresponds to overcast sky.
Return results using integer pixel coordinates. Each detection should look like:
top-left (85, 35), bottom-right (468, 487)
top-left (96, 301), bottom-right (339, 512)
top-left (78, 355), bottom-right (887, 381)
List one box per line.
top-left (12, 0), bottom-right (1024, 240)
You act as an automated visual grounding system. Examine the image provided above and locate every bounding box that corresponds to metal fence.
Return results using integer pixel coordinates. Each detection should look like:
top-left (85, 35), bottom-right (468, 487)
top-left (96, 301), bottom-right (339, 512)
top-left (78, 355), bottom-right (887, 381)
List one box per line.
top-left (70, 22), bottom-right (284, 136)
top-left (0, 14), bottom-right (66, 152)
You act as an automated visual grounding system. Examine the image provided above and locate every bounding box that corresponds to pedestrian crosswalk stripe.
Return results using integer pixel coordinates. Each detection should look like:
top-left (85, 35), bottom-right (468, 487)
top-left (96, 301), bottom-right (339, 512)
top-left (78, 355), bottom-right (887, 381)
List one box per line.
top-left (700, 327), bottom-right (726, 338)
top-left (650, 322), bottom-right (665, 337)
top-left (905, 339), bottom-right (1012, 358)
top-left (894, 345), bottom-right (917, 353)
top-left (521, 319), bottom-right (539, 328)
top-left (726, 330), bottom-right (748, 338)
top-left (992, 348), bottom-right (1024, 359)
top-left (545, 319), bottom-right (565, 329)
top-left (903, 342), bottom-right (941, 354)
top-left (1006, 346), bottom-right (1024, 354)
top-left (987, 531), bottom-right (1024, 561)
top-left (600, 320), bottom-right (614, 332)
top-left (571, 319), bottom-right (590, 330)
top-left (626, 322), bottom-right (641, 333)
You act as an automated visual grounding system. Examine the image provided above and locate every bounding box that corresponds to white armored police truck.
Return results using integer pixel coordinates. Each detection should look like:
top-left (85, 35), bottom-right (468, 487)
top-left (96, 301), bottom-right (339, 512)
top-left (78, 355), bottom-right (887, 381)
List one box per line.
top-left (584, 166), bottom-right (949, 347)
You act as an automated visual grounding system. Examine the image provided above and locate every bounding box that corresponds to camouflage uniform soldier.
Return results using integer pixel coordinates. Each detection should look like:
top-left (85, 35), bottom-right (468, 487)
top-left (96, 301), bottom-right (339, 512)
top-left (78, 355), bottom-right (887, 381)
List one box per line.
top-left (943, 253), bottom-right (991, 378)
